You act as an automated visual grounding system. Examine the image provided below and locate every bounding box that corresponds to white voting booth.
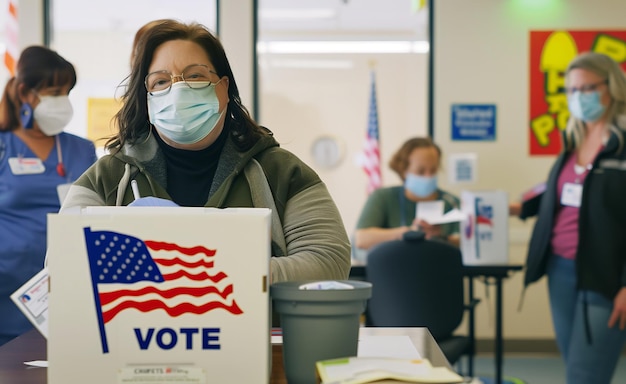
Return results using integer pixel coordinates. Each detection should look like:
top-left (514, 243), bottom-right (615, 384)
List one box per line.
top-left (47, 207), bottom-right (271, 384)
top-left (460, 190), bottom-right (509, 265)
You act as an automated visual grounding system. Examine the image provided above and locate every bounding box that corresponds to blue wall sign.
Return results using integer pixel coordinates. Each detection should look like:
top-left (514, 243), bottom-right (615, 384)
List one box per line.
top-left (451, 104), bottom-right (496, 141)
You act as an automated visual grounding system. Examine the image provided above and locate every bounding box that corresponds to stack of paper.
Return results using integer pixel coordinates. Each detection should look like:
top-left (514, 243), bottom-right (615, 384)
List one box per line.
top-left (316, 335), bottom-right (464, 383)
top-left (316, 356), bottom-right (464, 384)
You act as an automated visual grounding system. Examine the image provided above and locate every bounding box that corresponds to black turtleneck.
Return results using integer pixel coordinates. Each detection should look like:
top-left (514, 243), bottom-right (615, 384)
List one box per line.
top-left (154, 126), bottom-right (229, 207)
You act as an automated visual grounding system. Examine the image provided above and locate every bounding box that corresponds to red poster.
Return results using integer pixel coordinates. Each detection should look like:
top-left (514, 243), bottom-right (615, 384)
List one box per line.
top-left (529, 30), bottom-right (626, 155)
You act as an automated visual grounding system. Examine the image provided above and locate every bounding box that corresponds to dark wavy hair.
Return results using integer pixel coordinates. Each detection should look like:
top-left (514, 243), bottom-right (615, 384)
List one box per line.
top-left (109, 19), bottom-right (266, 152)
top-left (0, 46), bottom-right (76, 131)
top-left (389, 137), bottom-right (441, 180)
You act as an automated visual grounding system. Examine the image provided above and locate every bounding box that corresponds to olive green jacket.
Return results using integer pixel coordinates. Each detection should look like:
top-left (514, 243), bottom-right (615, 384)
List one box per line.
top-left (61, 131), bottom-right (351, 283)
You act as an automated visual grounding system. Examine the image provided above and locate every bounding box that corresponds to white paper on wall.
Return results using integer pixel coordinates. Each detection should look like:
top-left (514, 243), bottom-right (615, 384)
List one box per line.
top-left (448, 153), bottom-right (478, 184)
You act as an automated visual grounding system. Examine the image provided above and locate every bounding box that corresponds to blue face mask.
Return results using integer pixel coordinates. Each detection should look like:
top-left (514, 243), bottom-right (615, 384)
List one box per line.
top-left (148, 80), bottom-right (224, 144)
top-left (568, 90), bottom-right (606, 123)
top-left (404, 174), bottom-right (438, 198)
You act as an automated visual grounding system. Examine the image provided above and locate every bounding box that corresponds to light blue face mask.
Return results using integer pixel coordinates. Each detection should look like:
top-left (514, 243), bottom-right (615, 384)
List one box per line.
top-left (404, 174), bottom-right (438, 198)
top-left (148, 80), bottom-right (224, 144)
top-left (568, 90), bottom-right (606, 123)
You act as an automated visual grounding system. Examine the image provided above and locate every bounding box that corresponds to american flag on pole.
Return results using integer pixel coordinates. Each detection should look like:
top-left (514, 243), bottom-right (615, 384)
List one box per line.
top-left (3, 0), bottom-right (18, 76)
top-left (361, 70), bottom-right (382, 194)
top-left (84, 228), bottom-right (243, 354)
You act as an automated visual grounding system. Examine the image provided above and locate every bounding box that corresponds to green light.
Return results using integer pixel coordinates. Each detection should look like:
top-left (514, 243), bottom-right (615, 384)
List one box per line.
top-left (511, 0), bottom-right (562, 7)
top-left (507, 0), bottom-right (565, 20)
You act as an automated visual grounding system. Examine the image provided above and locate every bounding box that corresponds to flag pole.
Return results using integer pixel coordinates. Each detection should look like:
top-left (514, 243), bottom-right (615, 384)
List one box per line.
top-left (84, 227), bottom-right (110, 354)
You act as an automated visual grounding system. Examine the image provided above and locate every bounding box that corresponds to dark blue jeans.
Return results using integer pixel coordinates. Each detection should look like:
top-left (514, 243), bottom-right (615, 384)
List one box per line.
top-left (547, 255), bottom-right (626, 384)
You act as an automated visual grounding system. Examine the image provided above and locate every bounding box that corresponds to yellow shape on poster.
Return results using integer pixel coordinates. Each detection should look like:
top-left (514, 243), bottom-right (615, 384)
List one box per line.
top-left (540, 31), bottom-right (577, 73)
top-left (87, 98), bottom-right (122, 145)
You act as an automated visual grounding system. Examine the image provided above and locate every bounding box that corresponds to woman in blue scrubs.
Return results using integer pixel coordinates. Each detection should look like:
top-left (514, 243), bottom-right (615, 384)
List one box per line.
top-left (0, 46), bottom-right (97, 345)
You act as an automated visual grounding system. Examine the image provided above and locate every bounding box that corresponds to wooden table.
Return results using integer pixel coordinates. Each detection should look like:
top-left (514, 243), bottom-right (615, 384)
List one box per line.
top-left (0, 330), bottom-right (46, 384)
top-left (1, 327), bottom-right (451, 384)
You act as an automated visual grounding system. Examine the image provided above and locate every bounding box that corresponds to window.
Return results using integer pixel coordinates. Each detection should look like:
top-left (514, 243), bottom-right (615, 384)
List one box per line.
top-left (48, 0), bottom-right (216, 152)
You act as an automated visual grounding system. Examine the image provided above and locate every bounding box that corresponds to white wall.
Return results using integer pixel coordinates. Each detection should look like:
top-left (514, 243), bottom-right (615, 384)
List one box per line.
top-left (434, 0), bottom-right (626, 339)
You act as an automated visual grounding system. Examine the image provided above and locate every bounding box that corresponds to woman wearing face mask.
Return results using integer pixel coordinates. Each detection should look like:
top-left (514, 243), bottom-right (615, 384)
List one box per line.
top-left (0, 46), bottom-right (97, 345)
top-left (523, 52), bottom-right (626, 383)
top-left (353, 137), bottom-right (460, 258)
top-left (61, 20), bottom-right (351, 286)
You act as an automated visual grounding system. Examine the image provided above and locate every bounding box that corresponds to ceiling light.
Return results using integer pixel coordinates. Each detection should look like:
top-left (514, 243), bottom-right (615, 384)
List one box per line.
top-left (257, 41), bottom-right (429, 54)
top-left (263, 59), bottom-right (354, 69)
top-left (260, 9), bottom-right (336, 20)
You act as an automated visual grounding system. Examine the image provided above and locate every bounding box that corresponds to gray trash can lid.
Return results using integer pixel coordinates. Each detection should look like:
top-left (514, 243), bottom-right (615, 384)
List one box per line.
top-left (270, 280), bottom-right (372, 302)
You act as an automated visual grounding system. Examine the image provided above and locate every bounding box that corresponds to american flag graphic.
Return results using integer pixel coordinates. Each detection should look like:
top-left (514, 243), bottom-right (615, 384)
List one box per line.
top-left (361, 70), bottom-right (382, 194)
top-left (84, 228), bottom-right (242, 353)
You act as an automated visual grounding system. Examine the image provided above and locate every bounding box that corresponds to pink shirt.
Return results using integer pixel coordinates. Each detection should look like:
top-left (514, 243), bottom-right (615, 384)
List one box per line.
top-left (550, 152), bottom-right (589, 259)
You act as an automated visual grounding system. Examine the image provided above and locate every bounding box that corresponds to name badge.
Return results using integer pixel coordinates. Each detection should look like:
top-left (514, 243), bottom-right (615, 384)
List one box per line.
top-left (8, 157), bottom-right (45, 175)
top-left (561, 182), bottom-right (582, 207)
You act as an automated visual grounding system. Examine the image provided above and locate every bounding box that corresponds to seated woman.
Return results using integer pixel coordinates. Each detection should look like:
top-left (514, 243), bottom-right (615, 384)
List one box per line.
top-left (61, 20), bottom-right (351, 284)
top-left (353, 137), bottom-right (459, 261)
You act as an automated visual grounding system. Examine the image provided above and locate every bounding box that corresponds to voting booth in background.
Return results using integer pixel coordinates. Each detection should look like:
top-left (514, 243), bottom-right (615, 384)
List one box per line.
top-left (460, 190), bottom-right (509, 265)
top-left (47, 207), bottom-right (271, 384)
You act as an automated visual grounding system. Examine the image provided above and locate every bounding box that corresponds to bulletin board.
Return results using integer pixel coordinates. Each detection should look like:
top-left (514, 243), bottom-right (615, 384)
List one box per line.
top-left (529, 30), bottom-right (626, 155)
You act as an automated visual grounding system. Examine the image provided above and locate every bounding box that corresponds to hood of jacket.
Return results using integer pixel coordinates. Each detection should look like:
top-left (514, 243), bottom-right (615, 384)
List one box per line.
top-left (111, 124), bottom-right (280, 206)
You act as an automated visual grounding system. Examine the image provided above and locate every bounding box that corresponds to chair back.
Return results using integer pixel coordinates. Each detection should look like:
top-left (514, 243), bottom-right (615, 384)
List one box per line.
top-left (365, 235), bottom-right (464, 341)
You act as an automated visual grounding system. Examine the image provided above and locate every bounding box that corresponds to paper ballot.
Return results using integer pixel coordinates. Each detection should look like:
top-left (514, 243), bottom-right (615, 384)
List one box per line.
top-left (416, 201), bottom-right (444, 222)
top-left (416, 201), bottom-right (467, 225)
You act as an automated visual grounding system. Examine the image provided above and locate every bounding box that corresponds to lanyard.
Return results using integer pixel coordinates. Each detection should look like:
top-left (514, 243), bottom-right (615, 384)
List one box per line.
top-left (399, 188), bottom-right (407, 226)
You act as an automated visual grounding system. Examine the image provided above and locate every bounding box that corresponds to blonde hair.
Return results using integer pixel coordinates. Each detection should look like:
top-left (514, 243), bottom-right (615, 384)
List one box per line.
top-left (564, 52), bottom-right (626, 151)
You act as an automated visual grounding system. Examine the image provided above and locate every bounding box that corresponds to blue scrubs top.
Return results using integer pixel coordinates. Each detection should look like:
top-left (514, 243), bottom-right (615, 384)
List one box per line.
top-left (0, 131), bottom-right (96, 345)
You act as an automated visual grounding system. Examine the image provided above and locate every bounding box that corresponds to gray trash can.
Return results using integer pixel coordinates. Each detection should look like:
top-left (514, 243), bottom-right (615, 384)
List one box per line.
top-left (271, 280), bottom-right (372, 384)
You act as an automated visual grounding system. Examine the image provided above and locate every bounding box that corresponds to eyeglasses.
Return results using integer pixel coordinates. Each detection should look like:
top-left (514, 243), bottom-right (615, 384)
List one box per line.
top-left (145, 64), bottom-right (219, 96)
top-left (565, 80), bottom-right (608, 95)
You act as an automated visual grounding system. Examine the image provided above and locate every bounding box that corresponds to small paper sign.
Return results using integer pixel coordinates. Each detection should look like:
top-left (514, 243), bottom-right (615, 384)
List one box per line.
top-left (10, 268), bottom-right (49, 338)
top-left (118, 366), bottom-right (206, 383)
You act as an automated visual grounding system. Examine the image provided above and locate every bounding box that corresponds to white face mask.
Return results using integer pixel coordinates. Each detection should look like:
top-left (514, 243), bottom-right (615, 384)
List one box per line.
top-left (34, 95), bottom-right (74, 136)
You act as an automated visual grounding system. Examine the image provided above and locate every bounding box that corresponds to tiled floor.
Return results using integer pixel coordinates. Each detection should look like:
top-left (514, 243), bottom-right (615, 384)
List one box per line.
top-left (467, 353), bottom-right (626, 384)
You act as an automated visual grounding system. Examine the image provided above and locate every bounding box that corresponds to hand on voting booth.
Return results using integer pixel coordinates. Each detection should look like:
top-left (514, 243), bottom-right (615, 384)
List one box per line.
top-left (128, 197), bottom-right (180, 207)
top-left (518, 182), bottom-right (547, 220)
